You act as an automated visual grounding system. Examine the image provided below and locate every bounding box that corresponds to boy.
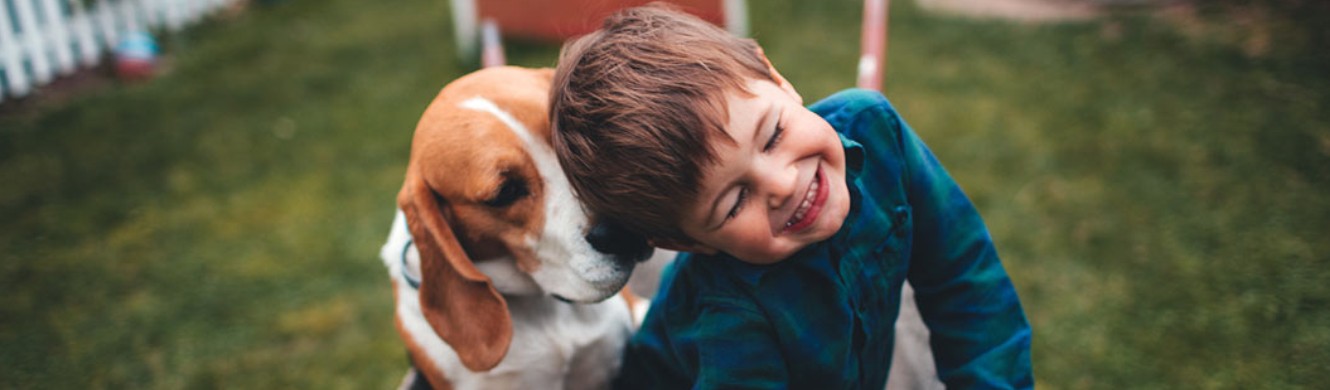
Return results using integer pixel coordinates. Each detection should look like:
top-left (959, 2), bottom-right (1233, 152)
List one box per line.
top-left (551, 5), bottom-right (1032, 389)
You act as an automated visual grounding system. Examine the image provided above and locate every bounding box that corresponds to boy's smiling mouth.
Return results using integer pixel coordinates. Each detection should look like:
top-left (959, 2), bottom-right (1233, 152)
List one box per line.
top-left (782, 164), bottom-right (828, 234)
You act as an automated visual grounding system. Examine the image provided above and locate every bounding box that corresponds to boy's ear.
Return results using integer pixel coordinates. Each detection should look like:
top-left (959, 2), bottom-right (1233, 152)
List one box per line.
top-left (755, 47), bottom-right (803, 104)
top-left (649, 237), bottom-right (718, 255)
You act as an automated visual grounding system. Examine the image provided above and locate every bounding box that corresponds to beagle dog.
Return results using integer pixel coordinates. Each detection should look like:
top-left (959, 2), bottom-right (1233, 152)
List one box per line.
top-left (380, 66), bottom-right (657, 389)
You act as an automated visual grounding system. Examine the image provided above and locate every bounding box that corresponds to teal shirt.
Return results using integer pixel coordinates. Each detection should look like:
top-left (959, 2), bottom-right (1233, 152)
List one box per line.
top-left (613, 89), bottom-right (1033, 389)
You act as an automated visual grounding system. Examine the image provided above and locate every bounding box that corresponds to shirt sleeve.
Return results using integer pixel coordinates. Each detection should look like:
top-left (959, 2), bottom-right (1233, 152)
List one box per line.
top-left (614, 297), bottom-right (790, 390)
top-left (872, 97), bottom-right (1034, 389)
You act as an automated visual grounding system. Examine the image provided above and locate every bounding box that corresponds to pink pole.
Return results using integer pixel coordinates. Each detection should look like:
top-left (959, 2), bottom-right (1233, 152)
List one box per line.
top-left (481, 18), bottom-right (506, 68)
top-left (857, 0), bottom-right (888, 91)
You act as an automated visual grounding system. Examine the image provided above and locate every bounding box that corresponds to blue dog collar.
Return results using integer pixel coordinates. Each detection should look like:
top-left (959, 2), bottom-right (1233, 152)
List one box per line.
top-left (401, 238), bottom-right (421, 290)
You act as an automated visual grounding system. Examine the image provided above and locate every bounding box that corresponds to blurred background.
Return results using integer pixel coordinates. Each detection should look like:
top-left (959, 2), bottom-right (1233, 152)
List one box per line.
top-left (2, 0), bottom-right (1327, 388)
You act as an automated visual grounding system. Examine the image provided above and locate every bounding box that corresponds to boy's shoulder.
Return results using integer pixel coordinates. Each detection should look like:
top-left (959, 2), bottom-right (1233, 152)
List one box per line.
top-left (810, 88), bottom-right (908, 152)
top-left (809, 88), bottom-right (900, 126)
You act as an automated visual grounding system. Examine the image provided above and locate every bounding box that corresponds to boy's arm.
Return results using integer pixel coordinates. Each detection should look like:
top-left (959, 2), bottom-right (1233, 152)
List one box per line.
top-left (615, 299), bottom-right (789, 389)
top-left (876, 100), bottom-right (1033, 388)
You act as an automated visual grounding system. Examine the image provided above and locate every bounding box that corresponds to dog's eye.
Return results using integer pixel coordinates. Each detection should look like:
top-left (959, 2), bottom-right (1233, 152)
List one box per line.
top-left (484, 178), bottom-right (529, 208)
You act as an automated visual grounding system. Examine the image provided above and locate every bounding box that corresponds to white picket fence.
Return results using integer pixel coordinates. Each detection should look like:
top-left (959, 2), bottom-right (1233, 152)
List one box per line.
top-left (0, 0), bottom-right (235, 101)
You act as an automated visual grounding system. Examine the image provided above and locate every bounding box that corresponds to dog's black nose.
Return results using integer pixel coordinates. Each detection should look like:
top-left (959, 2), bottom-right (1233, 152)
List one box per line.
top-left (586, 220), bottom-right (653, 265)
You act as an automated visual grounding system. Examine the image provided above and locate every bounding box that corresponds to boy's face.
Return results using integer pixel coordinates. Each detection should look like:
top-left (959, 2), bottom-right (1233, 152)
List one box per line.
top-left (670, 77), bottom-right (851, 264)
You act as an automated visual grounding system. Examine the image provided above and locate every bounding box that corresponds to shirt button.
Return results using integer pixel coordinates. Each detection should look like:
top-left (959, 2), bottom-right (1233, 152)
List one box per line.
top-left (893, 206), bottom-right (910, 237)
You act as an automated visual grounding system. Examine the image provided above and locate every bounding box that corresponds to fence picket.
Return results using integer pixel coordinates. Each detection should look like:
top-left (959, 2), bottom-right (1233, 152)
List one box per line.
top-left (1, 0), bottom-right (234, 100)
top-left (2, 0), bottom-right (33, 99)
top-left (14, 0), bottom-right (54, 85)
top-left (38, 0), bottom-right (76, 75)
top-left (184, 0), bottom-right (198, 24)
top-left (118, 0), bottom-right (142, 38)
top-left (165, 0), bottom-right (182, 31)
top-left (142, 0), bottom-right (162, 30)
top-left (69, 0), bottom-right (100, 67)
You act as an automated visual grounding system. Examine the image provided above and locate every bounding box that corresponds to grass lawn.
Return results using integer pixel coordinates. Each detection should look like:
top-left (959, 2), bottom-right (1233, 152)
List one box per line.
top-left (2, 0), bottom-right (1326, 388)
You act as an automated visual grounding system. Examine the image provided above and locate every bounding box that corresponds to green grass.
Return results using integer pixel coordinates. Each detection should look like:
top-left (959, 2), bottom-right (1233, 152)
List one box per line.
top-left (2, 0), bottom-right (1327, 388)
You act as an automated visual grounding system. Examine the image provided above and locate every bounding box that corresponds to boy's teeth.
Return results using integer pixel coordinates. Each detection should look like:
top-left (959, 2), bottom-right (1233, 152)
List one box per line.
top-left (786, 174), bottom-right (820, 228)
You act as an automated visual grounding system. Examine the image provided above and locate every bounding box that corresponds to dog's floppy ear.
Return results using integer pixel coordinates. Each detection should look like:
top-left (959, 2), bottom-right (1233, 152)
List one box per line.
top-left (398, 169), bottom-right (512, 372)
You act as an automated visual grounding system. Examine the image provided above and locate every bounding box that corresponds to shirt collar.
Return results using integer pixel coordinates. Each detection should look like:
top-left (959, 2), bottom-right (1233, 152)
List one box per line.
top-left (839, 133), bottom-right (865, 180)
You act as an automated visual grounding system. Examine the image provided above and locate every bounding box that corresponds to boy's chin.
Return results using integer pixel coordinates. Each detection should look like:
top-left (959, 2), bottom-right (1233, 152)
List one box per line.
top-left (822, 178), bottom-right (852, 233)
top-left (729, 246), bottom-right (800, 265)
top-left (730, 237), bottom-right (831, 265)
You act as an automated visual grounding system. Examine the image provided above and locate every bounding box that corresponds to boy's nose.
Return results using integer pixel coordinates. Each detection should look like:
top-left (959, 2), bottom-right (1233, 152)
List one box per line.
top-left (764, 163), bottom-right (800, 209)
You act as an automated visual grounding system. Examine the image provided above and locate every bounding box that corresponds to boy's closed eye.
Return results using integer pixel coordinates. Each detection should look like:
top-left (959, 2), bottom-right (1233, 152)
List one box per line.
top-left (762, 117), bottom-right (785, 152)
top-left (720, 107), bottom-right (787, 224)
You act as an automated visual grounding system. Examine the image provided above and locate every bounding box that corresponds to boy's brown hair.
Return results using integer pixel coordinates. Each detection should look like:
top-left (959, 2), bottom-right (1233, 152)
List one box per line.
top-left (551, 4), bottom-right (774, 243)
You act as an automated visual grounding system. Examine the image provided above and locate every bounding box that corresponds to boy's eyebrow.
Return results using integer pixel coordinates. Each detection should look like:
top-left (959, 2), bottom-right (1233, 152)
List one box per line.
top-left (704, 101), bottom-right (776, 231)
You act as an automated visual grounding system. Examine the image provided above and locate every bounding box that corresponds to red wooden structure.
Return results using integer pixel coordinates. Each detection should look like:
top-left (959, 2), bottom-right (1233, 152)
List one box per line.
top-left (465, 0), bottom-right (888, 91)
top-left (454, 0), bottom-right (748, 64)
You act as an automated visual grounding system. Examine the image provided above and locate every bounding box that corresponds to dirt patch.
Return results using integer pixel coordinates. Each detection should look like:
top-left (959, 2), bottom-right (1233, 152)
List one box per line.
top-left (0, 56), bottom-right (177, 119)
top-left (1155, 2), bottom-right (1275, 57)
top-left (915, 0), bottom-right (1105, 22)
top-left (0, 64), bottom-right (114, 118)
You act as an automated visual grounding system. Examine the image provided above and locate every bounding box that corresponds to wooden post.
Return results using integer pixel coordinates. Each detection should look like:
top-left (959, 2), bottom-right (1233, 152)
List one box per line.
top-left (857, 0), bottom-right (888, 91)
top-left (480, 18), bottom-right (505, 68)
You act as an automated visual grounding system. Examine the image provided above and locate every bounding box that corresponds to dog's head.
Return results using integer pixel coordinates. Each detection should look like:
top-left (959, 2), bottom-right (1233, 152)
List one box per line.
top-left (397, 66), bottom-right (651, 372)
